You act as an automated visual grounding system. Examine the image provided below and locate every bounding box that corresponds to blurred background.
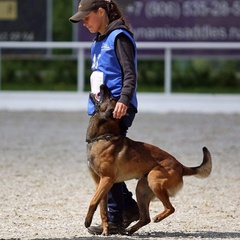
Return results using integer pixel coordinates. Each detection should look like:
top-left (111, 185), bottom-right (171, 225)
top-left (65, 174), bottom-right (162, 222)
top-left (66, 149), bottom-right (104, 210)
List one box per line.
top-left (1, 3), bottom-right (240, 240)
top-left (0, 0), bottom-right (240, 94)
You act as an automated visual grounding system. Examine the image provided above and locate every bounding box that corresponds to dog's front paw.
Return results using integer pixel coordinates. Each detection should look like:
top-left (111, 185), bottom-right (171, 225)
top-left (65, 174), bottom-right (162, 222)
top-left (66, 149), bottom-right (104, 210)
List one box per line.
top-left (84, 218), bottom-right (91, 228)
top-left (101, 230), bottom-right (109, 236)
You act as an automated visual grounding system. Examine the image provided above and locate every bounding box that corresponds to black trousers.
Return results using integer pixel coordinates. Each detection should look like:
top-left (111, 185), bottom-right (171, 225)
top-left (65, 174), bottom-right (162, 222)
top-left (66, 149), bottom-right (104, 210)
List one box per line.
top-left (108, 107), bottom-right (137, 223)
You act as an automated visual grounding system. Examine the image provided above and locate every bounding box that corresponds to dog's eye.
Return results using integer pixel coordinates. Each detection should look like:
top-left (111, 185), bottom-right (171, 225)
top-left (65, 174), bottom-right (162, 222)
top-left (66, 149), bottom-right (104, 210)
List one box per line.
top-left (105, 108), bottom-right (114, 119)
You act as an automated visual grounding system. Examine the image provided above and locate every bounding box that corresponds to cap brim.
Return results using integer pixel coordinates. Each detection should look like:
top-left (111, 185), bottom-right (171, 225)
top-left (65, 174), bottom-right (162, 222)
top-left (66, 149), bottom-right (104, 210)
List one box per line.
top-left (69, 11), bottom-right (89, 23)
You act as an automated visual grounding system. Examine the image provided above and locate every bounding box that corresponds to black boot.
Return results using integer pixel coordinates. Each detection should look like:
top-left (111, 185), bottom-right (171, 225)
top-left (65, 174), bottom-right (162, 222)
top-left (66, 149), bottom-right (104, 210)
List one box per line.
top-left (123, 201), bottom-right (140, 228)
top-left (88, 221), bottom-right (126, 235)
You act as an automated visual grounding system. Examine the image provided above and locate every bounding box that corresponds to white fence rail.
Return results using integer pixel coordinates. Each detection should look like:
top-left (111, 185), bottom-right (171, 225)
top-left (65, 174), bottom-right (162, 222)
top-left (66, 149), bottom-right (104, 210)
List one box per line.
top-left (1, 41), bottom-right (240, 93)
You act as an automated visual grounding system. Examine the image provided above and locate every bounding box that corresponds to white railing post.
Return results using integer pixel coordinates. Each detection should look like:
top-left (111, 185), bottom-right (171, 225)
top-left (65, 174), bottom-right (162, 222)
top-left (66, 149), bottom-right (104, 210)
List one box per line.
top-left (77, 47), bottom-right (85, 92)
top-left (164, 48), bottom-right (172, 94)
top-left (0, 49), bottom-right (1, 90)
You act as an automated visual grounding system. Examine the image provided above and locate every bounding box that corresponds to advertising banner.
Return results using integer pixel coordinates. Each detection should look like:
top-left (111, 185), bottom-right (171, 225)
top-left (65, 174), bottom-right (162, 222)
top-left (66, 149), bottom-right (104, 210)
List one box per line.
top-left (132, 0), bottom-right (240, 56)
top-left (126, 0), bottom-right (240, 42)
top-left (0, 0), bottom-right (47, 54)
top-left (78, 0), bottom-right (240, 42)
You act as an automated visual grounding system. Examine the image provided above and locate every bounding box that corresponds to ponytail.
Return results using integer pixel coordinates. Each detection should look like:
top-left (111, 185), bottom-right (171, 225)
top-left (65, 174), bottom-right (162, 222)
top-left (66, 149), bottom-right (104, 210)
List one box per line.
top-left (104, 0), bottom-right (130, 30)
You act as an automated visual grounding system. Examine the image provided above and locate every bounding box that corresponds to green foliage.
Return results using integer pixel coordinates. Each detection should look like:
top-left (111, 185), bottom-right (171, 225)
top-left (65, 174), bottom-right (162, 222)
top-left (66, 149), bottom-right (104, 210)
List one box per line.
top-left (137, 60), bottom-right (164, 92)
top-left (51, 0), bottom-right (73, 54)
top-left (1, 1), bottom-right (240, 93)
top-left (2, 59), bottom-right (77, 91)
top-left (52, 0), bottom-right (72, 41)
top-left (172, 59), bottom-right (240, 93)
top-left (2, 58), bottom-right (240, 93)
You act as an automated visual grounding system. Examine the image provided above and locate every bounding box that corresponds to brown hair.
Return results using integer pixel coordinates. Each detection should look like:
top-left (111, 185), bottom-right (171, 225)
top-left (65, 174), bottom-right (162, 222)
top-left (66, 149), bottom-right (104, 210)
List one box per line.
top-left (103, 1), bottom-right (130, 29)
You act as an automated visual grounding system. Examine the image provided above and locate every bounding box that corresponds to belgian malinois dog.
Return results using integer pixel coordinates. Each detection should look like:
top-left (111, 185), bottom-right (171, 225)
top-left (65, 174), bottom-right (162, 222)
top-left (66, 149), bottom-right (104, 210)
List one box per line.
top-left (85, 84), bottom-right (212, 235)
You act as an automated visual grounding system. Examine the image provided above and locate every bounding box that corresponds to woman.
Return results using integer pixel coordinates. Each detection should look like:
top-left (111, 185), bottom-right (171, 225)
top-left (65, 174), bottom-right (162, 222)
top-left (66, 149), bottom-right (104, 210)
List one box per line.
top-left (70, 0), bottom-right (139, 235)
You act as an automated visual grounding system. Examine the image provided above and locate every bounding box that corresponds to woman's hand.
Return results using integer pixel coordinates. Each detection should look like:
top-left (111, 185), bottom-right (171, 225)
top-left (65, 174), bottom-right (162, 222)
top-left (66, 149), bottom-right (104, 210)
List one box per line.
top-left (113, 102), bottom-right (127, 119)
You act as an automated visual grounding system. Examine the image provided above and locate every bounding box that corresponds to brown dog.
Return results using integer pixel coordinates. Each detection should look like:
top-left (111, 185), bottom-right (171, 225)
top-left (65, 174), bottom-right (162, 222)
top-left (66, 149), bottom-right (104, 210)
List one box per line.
top-left (84, 84), bottom-right (212, 235)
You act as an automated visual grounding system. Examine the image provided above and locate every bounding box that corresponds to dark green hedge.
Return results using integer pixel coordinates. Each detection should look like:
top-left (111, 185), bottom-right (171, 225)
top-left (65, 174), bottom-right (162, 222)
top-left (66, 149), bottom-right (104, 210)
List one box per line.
top-left (1, 0), bottom-right (240, 93)
top-left (1, 58), bottom-right (240, 93)
top-left (171, 59), bottom-right (240, 93)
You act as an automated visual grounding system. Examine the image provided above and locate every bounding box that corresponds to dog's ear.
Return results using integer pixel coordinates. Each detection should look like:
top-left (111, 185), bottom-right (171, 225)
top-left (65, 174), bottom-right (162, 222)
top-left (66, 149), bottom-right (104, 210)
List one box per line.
top-left (99, 84), bottom-right (112, 102)
top-left (104, 108), bottom-right (114, 119)
top-left (89, 93), bottom-right (100, 112)
top-left (89, 93), bottom-right (98, 104)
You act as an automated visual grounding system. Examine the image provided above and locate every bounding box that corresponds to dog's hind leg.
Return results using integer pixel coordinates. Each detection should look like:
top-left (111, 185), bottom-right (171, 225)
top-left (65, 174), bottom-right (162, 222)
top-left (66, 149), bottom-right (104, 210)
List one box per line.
top-left (126, 176), bottom-right (155, 235)
top-left (147, 168), bottom-right (175, 223)
top-left (152, 189), bottom-right (175, 223)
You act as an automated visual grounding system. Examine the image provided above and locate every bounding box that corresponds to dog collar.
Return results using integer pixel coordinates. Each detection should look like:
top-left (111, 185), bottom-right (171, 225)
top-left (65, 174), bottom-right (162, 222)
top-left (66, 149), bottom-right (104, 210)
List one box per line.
top-left (86, 134), bottom-right (119, 144)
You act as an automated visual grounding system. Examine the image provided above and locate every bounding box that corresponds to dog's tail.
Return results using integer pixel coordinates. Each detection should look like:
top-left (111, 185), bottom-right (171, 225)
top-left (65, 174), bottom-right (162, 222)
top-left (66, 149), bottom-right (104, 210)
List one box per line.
top-left (183, 147), bottom-right (212, 178)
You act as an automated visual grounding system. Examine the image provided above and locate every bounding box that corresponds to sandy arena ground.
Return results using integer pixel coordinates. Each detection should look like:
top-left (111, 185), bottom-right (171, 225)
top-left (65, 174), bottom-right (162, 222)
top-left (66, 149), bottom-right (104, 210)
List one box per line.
top-left (0, 111), bottom-right (239, 240)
